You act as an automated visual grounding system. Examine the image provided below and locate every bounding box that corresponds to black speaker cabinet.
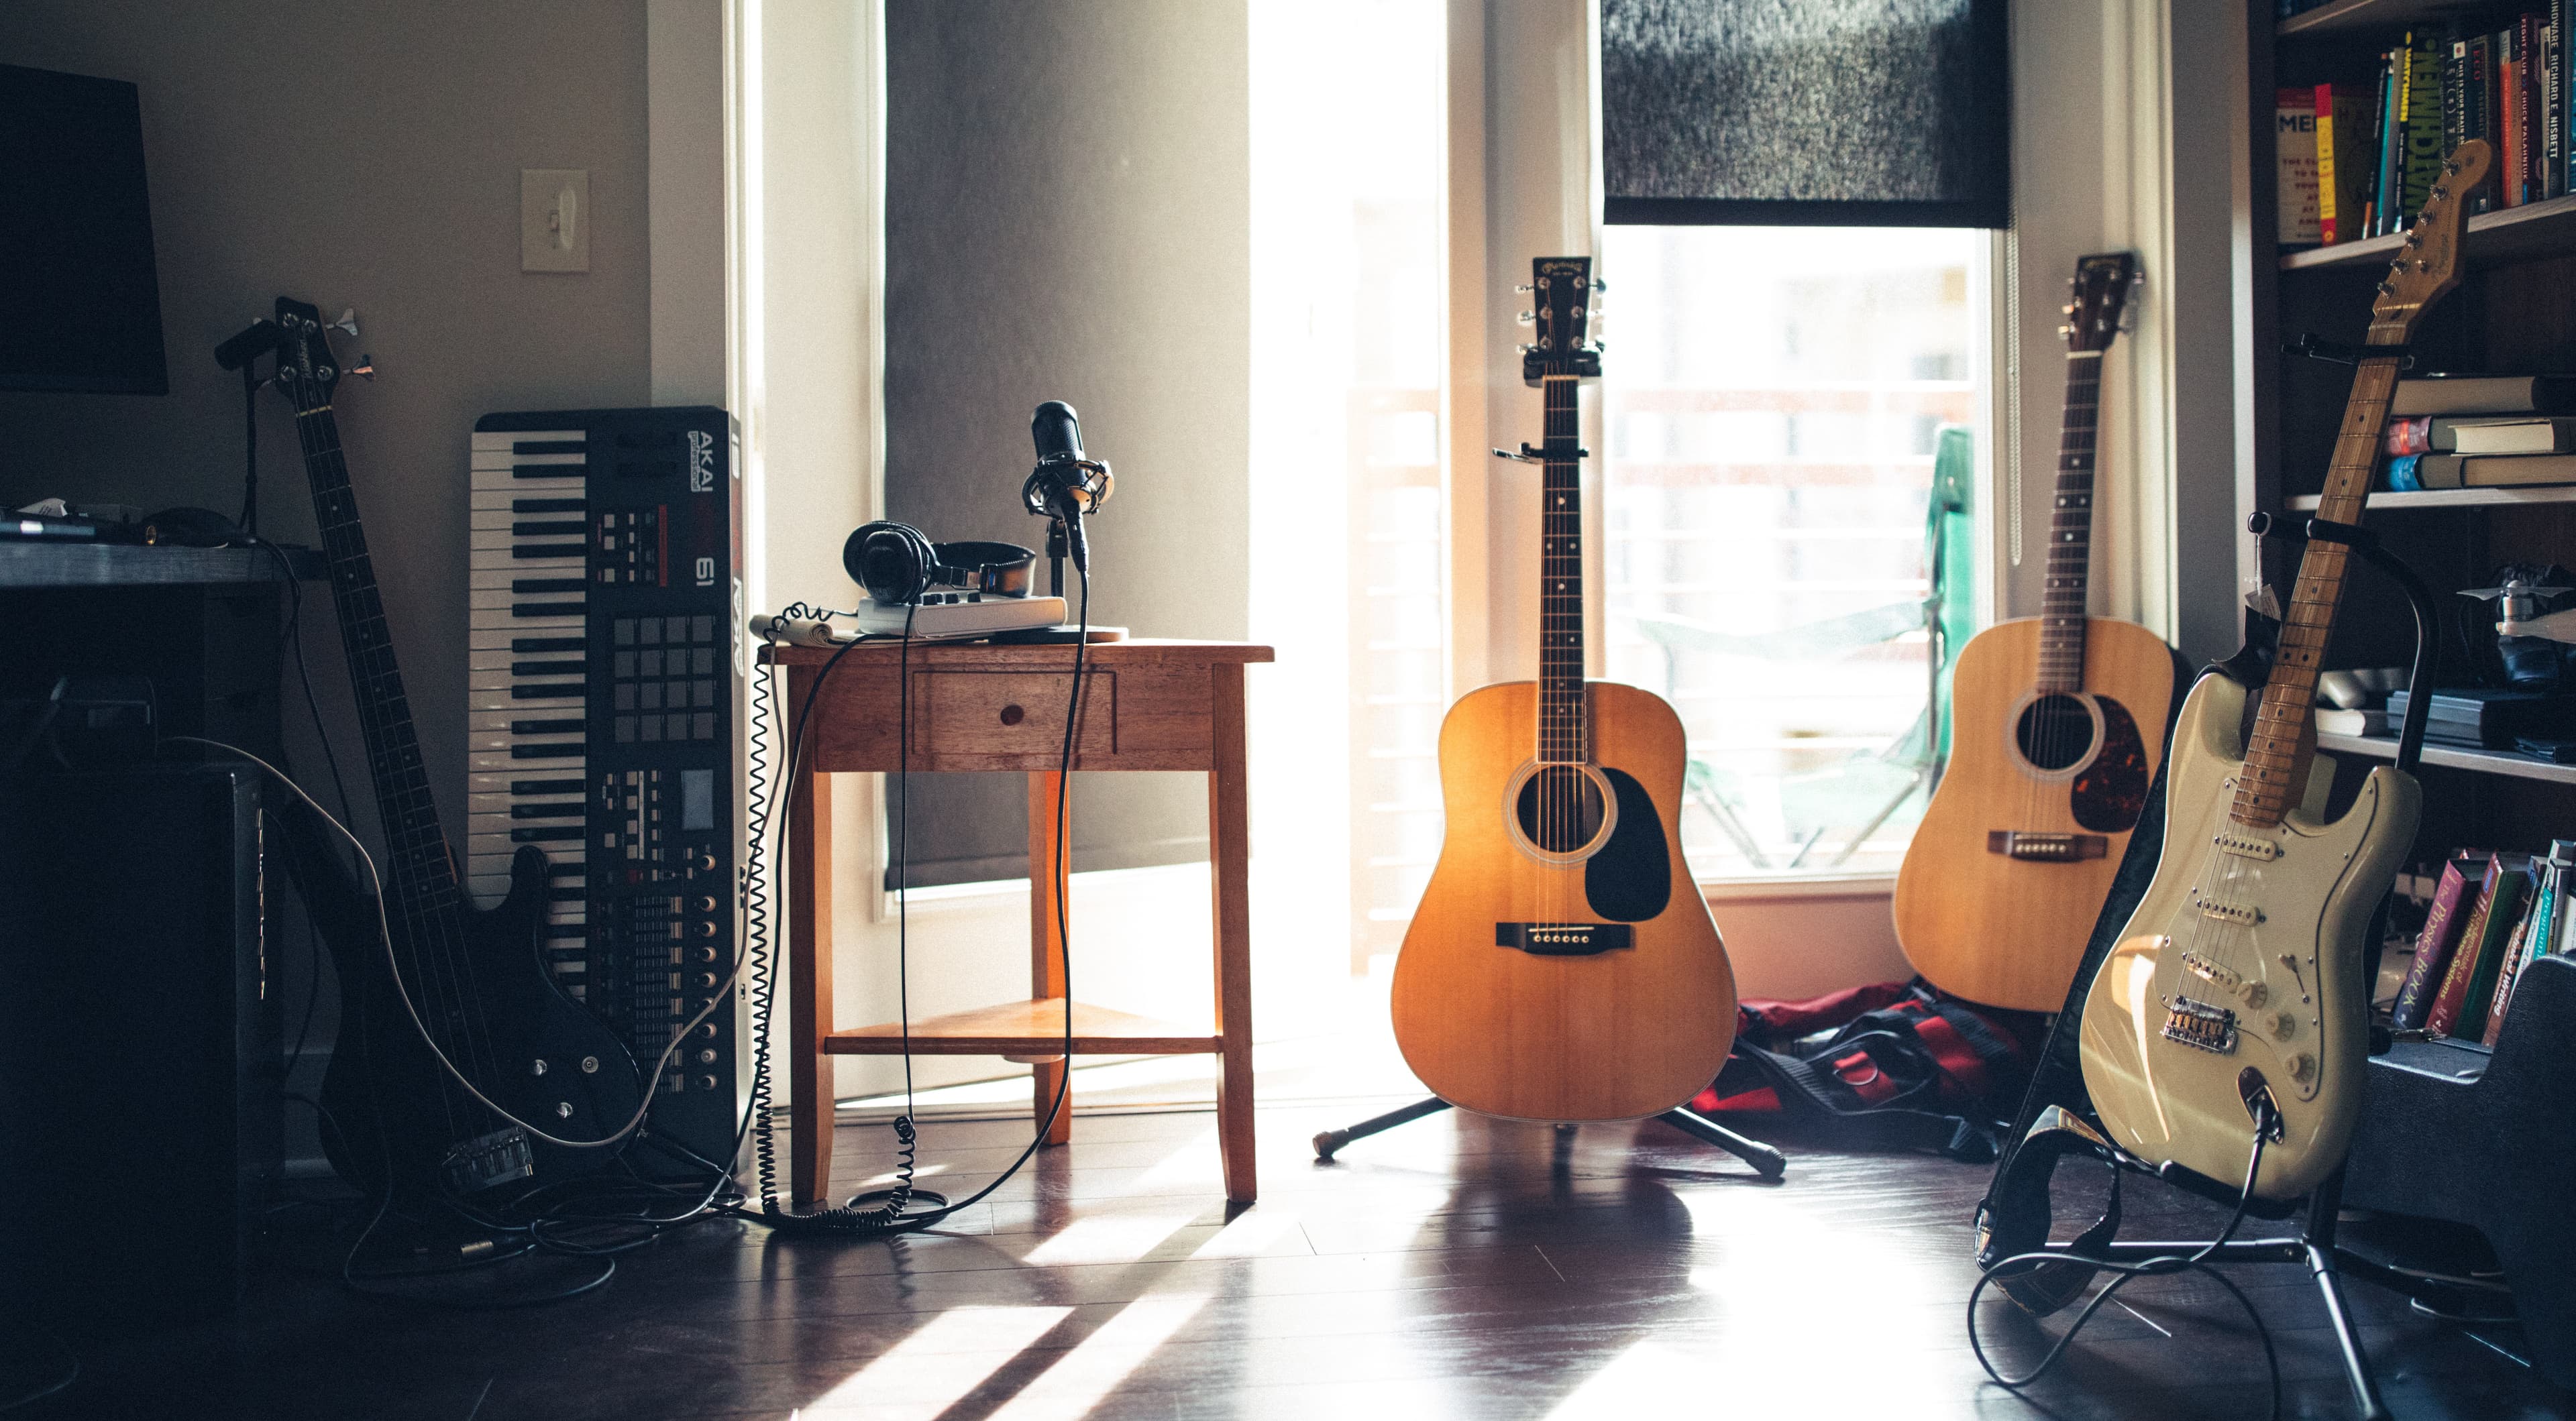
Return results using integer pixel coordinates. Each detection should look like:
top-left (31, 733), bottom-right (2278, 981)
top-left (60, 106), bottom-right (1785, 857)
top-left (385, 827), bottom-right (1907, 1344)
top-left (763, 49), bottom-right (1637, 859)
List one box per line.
top-left (0, 763), bottom-right (281, 1334)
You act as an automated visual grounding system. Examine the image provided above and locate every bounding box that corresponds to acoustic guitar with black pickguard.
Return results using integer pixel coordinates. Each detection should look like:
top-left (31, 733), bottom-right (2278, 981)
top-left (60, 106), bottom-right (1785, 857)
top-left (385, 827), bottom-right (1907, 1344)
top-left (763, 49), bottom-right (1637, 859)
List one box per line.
top-left (1389, 256), bottom-right (1737, 1123)
top-left (1893, 253), bottom-right (2184, 1013)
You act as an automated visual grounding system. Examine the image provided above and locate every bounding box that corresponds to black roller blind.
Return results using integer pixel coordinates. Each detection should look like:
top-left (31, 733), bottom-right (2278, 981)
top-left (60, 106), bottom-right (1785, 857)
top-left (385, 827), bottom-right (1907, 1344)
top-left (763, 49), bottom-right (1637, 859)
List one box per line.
top-left (1602, 0), bottom-right (2010, 228)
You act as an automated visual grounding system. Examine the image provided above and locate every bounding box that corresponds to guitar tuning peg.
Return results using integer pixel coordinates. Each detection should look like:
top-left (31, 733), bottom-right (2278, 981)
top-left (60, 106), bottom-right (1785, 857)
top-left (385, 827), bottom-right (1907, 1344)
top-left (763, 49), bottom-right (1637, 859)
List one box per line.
top-left (1515, 343), bottom-right (1535, 355)
top-left (2055, 323), bottom-right (2074, 339)
top-left (350, 352), bottom-right (377, 381)
top-left (328, 308), bottom-right (359, 339)
top-left (1513, 283), bottom-right (1534, 294)
top-left (1517, 310), bottom-right (1536, 325)
top-left (2061, 302), bottom-right (2076, 316)
top-left (1591, 278), bottom-right (1607, 293)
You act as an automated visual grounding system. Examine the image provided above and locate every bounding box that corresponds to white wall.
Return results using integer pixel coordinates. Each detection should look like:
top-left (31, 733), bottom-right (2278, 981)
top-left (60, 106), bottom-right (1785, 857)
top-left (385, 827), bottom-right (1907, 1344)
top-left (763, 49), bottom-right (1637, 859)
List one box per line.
top-left (0, 5), bottom-right (655, 829)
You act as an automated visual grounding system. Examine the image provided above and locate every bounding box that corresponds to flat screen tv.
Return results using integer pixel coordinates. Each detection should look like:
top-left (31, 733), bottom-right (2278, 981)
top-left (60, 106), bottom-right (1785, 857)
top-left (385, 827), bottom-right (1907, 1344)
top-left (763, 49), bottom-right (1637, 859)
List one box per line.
top-left (0, 63), bottom-right (168, 395)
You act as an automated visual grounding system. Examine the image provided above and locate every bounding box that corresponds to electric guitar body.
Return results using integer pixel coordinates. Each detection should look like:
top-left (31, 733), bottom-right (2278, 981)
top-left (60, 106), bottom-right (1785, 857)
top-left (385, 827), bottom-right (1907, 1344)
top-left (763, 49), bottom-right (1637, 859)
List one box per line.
top-left (1389, 256), bottom-right (1737, 1123)
top-left (1896, 614), bottom-right (2176, 1011)
top-left (2076, 672), bottom-right (2416, 1198)
top-left (1895, 252), bottom-right (2178, 1013)
top-left (263, 298), bottom-right (640, 1202)
top-left (1393, 679), bottom-right (1736, 1121)
top-left (2076, 141), bottom-right (2485, 1202)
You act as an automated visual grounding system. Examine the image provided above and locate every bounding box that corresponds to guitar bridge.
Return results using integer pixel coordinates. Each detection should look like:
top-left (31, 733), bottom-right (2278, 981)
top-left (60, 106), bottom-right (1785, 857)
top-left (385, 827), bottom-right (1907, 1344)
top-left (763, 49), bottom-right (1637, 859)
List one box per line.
top-left (2160, 996), bottom-right (2239, 1055)
top-left (442, 1127), bottom-right (536, 1196)
top-left (1496, 922), bottom-right (1631, 956)
top-left (1986, 832), bottom-right (2108, 862)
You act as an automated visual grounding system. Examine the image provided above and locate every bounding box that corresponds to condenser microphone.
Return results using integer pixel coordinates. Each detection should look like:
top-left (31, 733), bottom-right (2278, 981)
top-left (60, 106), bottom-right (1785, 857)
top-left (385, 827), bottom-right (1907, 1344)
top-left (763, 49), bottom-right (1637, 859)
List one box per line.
top-left (1022, 400), bottom-right (1113, 573)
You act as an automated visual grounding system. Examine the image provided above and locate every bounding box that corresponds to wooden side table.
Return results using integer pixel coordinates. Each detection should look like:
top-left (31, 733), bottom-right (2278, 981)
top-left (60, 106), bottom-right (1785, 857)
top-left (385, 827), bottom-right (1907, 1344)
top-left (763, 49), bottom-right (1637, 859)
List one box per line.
top-left (765, 638), bottom-right (1274, 1205)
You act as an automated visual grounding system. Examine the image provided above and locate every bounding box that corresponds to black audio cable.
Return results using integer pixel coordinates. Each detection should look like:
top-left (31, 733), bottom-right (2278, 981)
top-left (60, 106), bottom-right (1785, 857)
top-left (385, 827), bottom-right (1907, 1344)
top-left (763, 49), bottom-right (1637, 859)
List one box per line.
top-left (1965, 1103), bottom-right (2285, 1421)
top-left (740, 569), bottom-right (1091, 1235)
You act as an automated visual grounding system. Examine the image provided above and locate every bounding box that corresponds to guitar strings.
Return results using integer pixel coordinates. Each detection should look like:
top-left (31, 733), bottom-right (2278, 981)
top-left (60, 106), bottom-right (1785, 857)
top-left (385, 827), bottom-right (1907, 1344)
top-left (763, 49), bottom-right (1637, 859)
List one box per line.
top-left (284, 392), bottom-right (470, 1148)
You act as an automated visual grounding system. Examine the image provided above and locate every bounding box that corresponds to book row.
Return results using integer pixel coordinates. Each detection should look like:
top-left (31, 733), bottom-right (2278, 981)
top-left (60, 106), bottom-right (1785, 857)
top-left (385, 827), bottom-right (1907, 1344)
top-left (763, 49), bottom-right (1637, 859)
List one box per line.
top-left (2277, 10), bottom-right (2570, 247)
top-left (2390, 842), bottom-right (2576, 1045)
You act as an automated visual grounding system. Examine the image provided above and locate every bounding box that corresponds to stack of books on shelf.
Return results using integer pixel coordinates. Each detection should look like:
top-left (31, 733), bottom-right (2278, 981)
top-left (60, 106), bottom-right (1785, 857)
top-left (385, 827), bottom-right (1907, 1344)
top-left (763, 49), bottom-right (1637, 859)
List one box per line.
top-left (2392, 840), bottom-right (2576, 1046)
top-left (2385, 374), bottom-right (2576, 489)
top-left (2277, 12), bottom-right (2568, 247)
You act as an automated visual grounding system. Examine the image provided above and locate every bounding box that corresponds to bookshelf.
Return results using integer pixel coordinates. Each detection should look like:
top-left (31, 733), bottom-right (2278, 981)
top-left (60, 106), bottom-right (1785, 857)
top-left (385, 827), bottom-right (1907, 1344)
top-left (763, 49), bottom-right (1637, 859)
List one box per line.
top-left (2251, 3), bottom-right (2576, 1388)
top-left (2287, 484), bottom-right (2576, 508)
top-left (2319, 730), bottom-right (2576, 785)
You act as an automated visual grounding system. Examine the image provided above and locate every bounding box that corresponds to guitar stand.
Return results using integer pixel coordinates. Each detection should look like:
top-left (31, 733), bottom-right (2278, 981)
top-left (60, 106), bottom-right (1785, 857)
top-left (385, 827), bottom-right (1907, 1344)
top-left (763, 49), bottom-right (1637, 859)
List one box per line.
top-left (1311, 1096), bottom-right (1788, 1180)
top-left (1998, 512), bottom-right (2438, 1421)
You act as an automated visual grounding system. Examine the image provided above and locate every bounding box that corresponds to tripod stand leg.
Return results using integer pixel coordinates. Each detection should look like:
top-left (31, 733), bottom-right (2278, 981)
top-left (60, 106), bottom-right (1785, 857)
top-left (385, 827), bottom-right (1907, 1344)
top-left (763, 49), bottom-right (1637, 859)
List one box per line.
top-left (1658, 1106), bottom-right (1788, 1179)
top-left (1313, 1097), bottom-right (1452, 1160)
top-left (2308, 1241), bottom-right (2394, 1420)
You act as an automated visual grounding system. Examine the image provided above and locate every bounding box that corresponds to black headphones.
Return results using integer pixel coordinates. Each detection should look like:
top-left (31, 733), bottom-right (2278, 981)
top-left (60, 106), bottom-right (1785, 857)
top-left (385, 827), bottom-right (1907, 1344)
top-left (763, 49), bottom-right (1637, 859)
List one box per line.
top-left (843, 521), bottom-right (1037, 606)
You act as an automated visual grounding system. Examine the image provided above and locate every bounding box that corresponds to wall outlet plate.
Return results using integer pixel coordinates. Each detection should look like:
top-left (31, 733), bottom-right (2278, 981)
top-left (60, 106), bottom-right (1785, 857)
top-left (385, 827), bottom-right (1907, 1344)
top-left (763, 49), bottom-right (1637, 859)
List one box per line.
top-left (521, 168), bottom-right (590, 273)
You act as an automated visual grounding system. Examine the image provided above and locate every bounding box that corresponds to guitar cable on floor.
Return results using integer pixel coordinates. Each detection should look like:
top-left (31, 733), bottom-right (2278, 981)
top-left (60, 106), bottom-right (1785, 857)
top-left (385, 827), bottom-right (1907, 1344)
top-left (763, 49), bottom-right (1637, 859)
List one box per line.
top-left (1964, 1098), bottom-right (2285, 1421)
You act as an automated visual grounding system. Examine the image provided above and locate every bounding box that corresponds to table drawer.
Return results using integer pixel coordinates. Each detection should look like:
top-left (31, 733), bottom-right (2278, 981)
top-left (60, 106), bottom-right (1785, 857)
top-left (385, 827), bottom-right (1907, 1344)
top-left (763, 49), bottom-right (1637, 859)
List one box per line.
top-left (909, 669), bottom-right (1115, 762)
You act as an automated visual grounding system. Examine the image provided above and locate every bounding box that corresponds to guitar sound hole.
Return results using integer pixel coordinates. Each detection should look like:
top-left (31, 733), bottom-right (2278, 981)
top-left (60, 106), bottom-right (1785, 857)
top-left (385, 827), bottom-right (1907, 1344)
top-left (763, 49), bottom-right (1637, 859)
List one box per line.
top-left (1516, 766), bottom-right (1607, 853)
top-left (2016, 694), bottom-right (2098, 771)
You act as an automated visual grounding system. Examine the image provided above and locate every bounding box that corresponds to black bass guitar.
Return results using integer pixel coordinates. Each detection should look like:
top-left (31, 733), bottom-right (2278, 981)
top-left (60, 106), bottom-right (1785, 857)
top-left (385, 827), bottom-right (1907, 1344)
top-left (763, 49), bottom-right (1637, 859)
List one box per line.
top-left (266, 298), bottom-right (640, 1200)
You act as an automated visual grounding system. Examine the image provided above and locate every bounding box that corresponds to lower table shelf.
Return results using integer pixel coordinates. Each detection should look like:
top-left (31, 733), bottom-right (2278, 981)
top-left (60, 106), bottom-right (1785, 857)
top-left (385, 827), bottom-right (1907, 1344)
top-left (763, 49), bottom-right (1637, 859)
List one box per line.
top-left (822, 998), bottom-right (1220, 1057)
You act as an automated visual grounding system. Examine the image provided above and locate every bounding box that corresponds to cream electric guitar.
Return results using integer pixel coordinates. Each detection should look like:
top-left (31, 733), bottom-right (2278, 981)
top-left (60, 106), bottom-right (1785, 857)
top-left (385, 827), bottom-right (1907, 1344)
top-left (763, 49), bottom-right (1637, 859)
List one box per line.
top-left (1389, 256), bottom-right (1737, 1123)
top-left (1894, 252), bottom-right (2178, 1012)
top-left (2078, 141), bottom-right (2487, 1202)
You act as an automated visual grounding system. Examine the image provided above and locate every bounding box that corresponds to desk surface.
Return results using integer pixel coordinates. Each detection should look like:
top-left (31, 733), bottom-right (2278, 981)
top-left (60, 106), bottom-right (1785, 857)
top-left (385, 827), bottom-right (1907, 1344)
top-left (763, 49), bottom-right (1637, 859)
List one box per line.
top-left (764, 637), bottom-right (1275, 667)
top-left (0, 541), bottom-right (325, 589)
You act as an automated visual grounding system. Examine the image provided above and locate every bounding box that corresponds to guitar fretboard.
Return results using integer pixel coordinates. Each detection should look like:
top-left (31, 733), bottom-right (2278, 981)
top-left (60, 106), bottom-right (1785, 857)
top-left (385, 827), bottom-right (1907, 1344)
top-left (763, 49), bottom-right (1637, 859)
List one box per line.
top-left (2231, 345), bottom-right (2406, 828)
top-left (292, 402), bottom-right (462, 918)
top-left (2037, 350), bottom-right (2103, 692)
top-left (1538, 374), bottom-right (1586, 764)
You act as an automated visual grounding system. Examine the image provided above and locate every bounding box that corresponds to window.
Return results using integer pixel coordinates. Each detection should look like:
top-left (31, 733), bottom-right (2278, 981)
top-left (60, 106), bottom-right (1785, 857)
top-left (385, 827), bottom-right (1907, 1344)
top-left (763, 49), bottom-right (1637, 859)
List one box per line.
top-left (1601, 226), bottom-right (1982, 880)
top-left (1248, 0), bottom-right (1447, 970)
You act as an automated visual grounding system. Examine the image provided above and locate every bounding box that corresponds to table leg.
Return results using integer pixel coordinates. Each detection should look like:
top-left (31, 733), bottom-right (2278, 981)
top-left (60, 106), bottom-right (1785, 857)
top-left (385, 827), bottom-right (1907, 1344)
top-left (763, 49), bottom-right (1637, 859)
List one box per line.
top-left (1028, 770), bottom-right (1072, 1145)
top-left (788, 766), bottom-right (835, 1206)
top-left (1208, 665), bottom-right (1256, 1203)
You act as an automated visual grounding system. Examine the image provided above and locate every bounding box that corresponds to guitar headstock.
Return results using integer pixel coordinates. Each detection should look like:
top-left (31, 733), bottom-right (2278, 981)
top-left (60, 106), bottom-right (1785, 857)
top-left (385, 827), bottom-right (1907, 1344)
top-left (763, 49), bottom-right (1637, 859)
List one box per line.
top-left (2061, 252), bottom-right (2139, 352)
top-left (270, 296), bottom-right (340, 412)
top-left (1521, 256), bottom-right (1602, 384)
top-left (2372, 139), bottom-right (2491, 341)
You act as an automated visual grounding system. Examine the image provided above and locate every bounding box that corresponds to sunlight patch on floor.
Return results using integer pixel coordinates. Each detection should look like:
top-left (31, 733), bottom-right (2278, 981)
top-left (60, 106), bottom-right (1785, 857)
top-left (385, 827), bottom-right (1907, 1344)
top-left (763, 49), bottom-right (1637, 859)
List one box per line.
top-left (808, 1306), bottom-right (1070, 1416)
top-left (982, 1294), bottom-right (1210, 1421)
top-left (1021, 1210), bottom-right (1204, 1266)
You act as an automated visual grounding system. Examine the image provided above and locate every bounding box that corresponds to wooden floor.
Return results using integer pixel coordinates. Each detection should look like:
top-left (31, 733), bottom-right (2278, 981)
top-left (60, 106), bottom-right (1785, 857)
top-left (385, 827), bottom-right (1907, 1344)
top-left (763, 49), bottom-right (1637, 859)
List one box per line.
top-left (32, 1100), bottom-right (2575, 1419)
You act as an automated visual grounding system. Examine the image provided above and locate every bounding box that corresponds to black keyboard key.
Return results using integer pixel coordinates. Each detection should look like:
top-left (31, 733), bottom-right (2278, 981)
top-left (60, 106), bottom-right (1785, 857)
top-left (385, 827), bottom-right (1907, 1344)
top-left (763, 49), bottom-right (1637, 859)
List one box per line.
top-left (511, 683), bottom-right (586, 700)
top-left (513, 520), bottom-right (587, 536)
top-left (510, 718), bottom-right (585, 734)
top-left (513, 441), bottom-right (586, 455)
top-left (509, 742), bottom-right (585, 759)
top-left (513, 543), bottom-right (588, 560)
top-left (510, 661), bottom-right (586, 678)
top-left (512, 779), bottom-right (583, 796)
top-left (513, 636), bottom-right (587, 653)
top-left (513, 498), bottom-right (587, 514)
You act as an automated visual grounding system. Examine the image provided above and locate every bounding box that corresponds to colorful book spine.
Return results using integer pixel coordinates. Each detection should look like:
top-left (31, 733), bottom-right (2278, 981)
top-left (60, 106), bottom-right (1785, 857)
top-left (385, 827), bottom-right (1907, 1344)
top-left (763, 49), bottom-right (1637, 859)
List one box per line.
top-left (2318, 82), bottom-right (2350, 243)
top-left (2387, 416), bottom-right (2433, 456)
top-left (2523, 15), bottom-right (2548, 205)
top-left (2395, 856), bottom-right (2482, 1029)
top-left (2404, 31), bottom-right (2446, 221)
top-left (2440, 859), bottom-right (2528, 1041)
top-left (2468, 32), bottom-right (2498, 212)
top-left (2388, 454), bottom-right (2425, 492)
top-left (2427, 855), bottom-right (2507, 1037)
top-left (2279, 88), bottom-right (2322, 245)
top-left (2484, 860), bottom-right (2555, 1046)
top-left (2379, 52), bottom-right (2406, 233)
top-left (2503, 27), bottom-right (2526, 208)
top-left (2560, 3), bottom-right (2573, 198)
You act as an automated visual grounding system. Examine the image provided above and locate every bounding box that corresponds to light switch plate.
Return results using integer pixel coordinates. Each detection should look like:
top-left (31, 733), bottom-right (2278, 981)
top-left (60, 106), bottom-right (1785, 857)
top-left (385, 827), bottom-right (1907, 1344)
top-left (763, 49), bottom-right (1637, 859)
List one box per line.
top-left (521, 168), bottom-right (590, 273)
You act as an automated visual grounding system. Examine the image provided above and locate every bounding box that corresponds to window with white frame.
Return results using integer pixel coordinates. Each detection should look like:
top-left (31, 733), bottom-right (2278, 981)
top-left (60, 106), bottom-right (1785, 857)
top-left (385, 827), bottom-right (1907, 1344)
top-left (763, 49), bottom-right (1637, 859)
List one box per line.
top-left (1601, 225), bottom-right (1984, 880)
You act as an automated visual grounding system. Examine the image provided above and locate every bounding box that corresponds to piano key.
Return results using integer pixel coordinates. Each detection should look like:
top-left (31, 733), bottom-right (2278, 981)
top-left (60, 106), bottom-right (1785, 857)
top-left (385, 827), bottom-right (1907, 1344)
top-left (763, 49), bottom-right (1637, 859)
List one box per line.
top-left (471, 430), bottom-right (584, 451)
